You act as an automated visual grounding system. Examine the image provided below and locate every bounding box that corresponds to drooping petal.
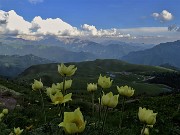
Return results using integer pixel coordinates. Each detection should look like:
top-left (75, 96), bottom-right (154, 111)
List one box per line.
top-left (63, 93), bottom-right (72, 103)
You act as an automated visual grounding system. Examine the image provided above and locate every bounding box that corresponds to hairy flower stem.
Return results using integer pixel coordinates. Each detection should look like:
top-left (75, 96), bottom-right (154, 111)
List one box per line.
top-left (141, 124), bottom-right (147, 135)
top-left (119, 96), bottom-right (125, 129)
top-left (39, 89), bottom-right (46, 124)
top-left (61, 76), bottom-right (66, 120)
top-left (101, 107), bottom-right (108, 135)
top-left (58, 104), bottom-right (63, 121)
top-left (98, 89), bottom-right (103, 127)
top-left (62, 76), bottom-right (66, 95)
top-left (92, 92), bottom-right (95, 116)
top-left (63, 76), bottom-right (71, 108)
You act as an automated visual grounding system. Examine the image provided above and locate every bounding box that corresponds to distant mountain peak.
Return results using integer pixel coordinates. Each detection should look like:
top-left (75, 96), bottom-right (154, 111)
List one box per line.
top-left (0, 54), bottom-right (53, 77)
top-left (122, 40), bottom-right (180, 68)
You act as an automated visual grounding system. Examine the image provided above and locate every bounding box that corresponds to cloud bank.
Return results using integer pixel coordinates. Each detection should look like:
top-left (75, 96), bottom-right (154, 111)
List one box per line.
top-left (81, 24), bottom-right (130, 37)
top-left (0, 9), bottom-right (179, 43)
top-left (152, 10), bottom-right (173, 22)
top-left (0, 10), bottom-right (130, 39)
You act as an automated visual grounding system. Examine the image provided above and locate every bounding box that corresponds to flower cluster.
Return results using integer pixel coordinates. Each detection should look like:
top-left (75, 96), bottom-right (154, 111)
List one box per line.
top-left (0, 108), bottom-right (8, 122)
top-left (46, 83), bottom-right (72, 105)
top-left (29, 63), bottom-right (158, 135)
top-left (138, 107), bottom-right (157, 135)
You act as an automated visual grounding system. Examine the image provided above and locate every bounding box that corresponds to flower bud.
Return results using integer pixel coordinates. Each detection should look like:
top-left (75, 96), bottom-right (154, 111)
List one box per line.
top-left (2, 108), bottom-right (8, 114)
top-left (32, 79), bottom-right (43, 91)
top-left (98, 74), bottom-right (113, 89)
top-left (0, 113), bottom-right (4, 119)
top-left (141, 128), bottom-right (149, 135)
top-left (56, 80), bottom-right (72, 90)
top-left (138, 107), bottom-right (157, 125)
top-left (101, 92), bottom-right (119, 108)
top-left (87, 83), bottom-right (97, 92)
top-left (14, 127), bottom-right (23, 135)
top-left (117, 85), bottom-right (135, 97)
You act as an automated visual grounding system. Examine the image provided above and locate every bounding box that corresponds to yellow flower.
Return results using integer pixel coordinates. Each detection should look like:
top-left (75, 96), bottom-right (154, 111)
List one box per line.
top-left (98, 74), bottom-right (113, 89)
top-left (46, 84), bottom-right (59, 97)
top-left (25, 125), bottom-right (33, 131)
top-left (32, 79), bottom-right (43, 91)
top-left (0, 113), bottom-right (4, 119)
top-left (2, 108), bottom-right (8, 114)
top-left (141, 128), bottom-right (149, 135)
top-left (14, 127), bottom-right (23, 135)
top-left (58, 63), bottom-right (77, 77)
top-left (56, 80), bottom-right (72, 90)
top-left (59, 108), bottom-right (86, 134)
top-left (50, 91), bottom-right (72, 105)
top-left (87, 83), bottom-right (97, 92)
top-left (117, 85), bottom-right (135, 97)
top-left (101, 92), bottom-right (119, 108)
top-left (138, 107), bottom-right (157, 125)
top-left (9, 132), bottom-right (14, 135)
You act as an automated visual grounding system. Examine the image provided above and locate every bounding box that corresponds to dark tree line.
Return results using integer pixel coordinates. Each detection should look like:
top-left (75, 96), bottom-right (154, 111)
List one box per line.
top-left (147, 72), bottom-right (180, 92)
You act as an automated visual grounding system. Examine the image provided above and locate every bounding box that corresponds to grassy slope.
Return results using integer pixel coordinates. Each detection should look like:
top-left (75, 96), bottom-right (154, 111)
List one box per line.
top-left (0, 77), bottom-right (179, 135)
top-left (17, 59), bottom-right (173, 95)
top-left (0, 59), bottom-right (179, 134)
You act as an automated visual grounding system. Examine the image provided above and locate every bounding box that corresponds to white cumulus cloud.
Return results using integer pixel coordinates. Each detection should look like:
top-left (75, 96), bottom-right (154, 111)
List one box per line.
top-left (0, 10), bottom-right (31, 34)
top-left (0, 10), bottom-right (131, 39)
top-left (0, 10), bottom-right (8, 24)
top-left (82, 24), bottom-right (98, 36)
top-left (31, 16), bottom-right (75, 35)
top-left (0, 9), bottom-right (179, 43)
top-left (81, 24), bottom-right (130, 37)
top-left (0, 10), bottom-right (80, 37)
top-left (6, 10), bottom-right (31, 34)
top-left (152, 10), bottom-right (173, 22)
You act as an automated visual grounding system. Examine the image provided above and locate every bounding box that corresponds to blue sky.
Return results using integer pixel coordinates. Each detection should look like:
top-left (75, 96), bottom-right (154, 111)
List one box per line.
top-left (0, 0), bottom-right (179, 28)
top-left (0, 0), bottom-right (180, 43)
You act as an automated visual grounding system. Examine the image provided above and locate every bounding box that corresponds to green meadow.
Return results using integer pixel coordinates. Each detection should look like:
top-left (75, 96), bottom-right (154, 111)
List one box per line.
top-left (0, 59), bottom-right (179, 135)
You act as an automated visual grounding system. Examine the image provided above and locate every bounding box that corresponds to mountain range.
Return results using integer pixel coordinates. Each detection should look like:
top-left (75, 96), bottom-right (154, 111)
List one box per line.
top-left (122, 40), bottom-right (180, 68)
top-left (1, 35), bottom-right (180, 77)
top-left (0, 35), bottom-right (153, 62)
top-left (0, 54), bottom-right (52, 77)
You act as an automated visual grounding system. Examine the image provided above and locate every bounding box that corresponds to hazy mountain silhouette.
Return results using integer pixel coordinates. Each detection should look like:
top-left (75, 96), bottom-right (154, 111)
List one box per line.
top-left (0, 54), bottom-right (52, 77)
top-left (122, 40), bottom-right (180, 68)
